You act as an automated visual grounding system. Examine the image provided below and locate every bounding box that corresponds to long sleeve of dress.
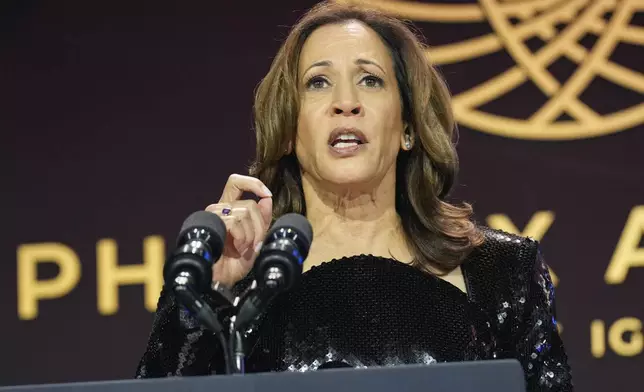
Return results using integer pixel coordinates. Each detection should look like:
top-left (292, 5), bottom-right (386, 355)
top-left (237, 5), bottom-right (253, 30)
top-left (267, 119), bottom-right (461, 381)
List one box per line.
top-left (515, 244), bottom-right (573, 392)
top-left (134, 285), bottom-right (224, 378)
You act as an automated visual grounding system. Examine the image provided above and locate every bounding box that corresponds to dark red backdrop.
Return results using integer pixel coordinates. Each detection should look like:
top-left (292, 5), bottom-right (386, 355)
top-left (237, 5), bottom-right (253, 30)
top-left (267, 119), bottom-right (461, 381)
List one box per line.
top-left (2, 1), bottom-right (643, 391)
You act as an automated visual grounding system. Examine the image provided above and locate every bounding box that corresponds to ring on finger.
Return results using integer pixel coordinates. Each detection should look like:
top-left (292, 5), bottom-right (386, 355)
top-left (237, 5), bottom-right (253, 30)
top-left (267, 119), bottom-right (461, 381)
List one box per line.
top-left (222, 207), bottom-right (232, 216)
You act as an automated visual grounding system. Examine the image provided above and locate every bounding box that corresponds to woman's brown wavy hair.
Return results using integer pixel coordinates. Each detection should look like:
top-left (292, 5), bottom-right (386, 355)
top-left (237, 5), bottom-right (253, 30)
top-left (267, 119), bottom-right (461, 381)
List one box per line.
top-left (249, 1), bottom-right (483, 274)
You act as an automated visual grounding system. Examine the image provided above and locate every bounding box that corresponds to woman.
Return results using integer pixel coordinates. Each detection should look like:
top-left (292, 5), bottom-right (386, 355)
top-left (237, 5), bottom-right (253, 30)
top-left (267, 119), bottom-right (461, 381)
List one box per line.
top-left (135, 2), bottom-right (572, 391)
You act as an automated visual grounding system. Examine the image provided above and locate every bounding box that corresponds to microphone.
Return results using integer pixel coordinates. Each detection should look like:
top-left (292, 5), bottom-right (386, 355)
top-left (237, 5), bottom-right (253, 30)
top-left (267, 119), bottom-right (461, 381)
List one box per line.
top-left (164, 210), bottom-right (227, 333)
top-left (233, 213), bottom-right (313, 330)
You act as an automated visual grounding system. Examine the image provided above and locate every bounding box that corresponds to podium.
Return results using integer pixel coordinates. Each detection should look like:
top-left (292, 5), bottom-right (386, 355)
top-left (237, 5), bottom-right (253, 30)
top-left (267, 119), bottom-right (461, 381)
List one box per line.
top-left (0, 360), bottom-right (526, 392)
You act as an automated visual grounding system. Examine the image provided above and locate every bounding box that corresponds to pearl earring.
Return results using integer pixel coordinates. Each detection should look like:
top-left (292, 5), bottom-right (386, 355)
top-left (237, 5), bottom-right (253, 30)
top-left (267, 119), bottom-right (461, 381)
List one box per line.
top-left (404, 134), bottom-right (412, 150)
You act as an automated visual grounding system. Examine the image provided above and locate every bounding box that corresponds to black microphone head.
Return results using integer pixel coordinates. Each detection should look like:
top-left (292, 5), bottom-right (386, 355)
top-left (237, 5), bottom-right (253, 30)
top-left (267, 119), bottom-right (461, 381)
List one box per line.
top-left (164, 211), bottom-right (226, 293)
top-left (267, 213), bottom-right (313, 250)
top-left (179, 210), bottom-right (227, 242)
top-left (255, 213), bottom-right (312, 291)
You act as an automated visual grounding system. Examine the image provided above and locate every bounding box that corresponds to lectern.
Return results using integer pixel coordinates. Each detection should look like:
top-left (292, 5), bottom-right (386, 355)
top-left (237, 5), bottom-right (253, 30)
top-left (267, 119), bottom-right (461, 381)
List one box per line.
top-left (0, 359), bottom-right (526, 392)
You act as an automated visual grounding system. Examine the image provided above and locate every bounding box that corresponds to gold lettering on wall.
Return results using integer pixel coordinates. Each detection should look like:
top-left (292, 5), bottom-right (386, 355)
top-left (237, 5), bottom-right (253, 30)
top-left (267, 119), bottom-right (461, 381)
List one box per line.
top-left (17, 243), bottom-right (81, 320)
top-left (605, 205), bottom-right (644, 284)
top-left (97, 236), bottom-right (165, 315)
top-left (590, 319), bottom-right (606, 358)
top-left (591, 318), bottom-right (644, 358)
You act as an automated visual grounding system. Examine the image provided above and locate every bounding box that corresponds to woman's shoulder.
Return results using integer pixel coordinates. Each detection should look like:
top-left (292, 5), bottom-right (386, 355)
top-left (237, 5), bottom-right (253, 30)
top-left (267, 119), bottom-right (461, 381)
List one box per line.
top-left (468, 225), bottom-right (541, 269)
top-left (462, 226), bottom-right (546, 304)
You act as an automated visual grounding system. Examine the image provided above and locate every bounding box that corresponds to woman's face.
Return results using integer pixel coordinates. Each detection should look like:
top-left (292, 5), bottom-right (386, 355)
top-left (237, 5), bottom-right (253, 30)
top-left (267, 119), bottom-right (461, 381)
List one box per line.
top-left (295, 21), bottom-right (406, 189)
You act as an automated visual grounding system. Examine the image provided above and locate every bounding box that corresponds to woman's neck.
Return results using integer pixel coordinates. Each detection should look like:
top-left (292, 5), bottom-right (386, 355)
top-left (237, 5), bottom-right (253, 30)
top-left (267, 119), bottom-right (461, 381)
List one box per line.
top-left (300, 169), bottom-right (413, 269)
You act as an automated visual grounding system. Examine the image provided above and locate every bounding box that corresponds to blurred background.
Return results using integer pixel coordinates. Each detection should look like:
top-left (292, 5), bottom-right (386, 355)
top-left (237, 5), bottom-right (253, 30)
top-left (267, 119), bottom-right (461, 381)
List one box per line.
top-left (2, 0), bottom-right (643, 390)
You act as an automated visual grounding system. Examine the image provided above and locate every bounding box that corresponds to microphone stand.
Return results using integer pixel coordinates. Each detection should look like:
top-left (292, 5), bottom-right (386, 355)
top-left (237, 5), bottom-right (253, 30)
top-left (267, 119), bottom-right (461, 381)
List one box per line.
top-left (229, 317), bottom-right (246, 374)
top-left (227, 280), bottom-right (258, 375)
top-left (227, 270), bottom-right (285, 374)
top-left (181, 269), bottom-right (287, 375)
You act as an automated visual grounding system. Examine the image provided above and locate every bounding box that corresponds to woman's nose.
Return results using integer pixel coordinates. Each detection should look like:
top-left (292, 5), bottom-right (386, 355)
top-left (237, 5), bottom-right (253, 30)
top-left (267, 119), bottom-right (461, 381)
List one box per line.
top-left (332, 100), bottom-right (362, 116)
top-left (333, 102), bottom-right (362, 116)
top-left (331, 85), bottom-right (362, 116)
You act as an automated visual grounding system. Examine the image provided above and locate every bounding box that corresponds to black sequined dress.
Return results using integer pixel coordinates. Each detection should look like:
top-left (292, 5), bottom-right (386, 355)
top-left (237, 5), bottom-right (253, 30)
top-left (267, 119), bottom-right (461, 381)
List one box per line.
top-left (135, 228), bottom-right (573, 391)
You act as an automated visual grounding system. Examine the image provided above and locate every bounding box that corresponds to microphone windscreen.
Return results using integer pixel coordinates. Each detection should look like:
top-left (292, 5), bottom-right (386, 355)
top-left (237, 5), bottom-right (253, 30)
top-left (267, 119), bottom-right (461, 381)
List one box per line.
top-left (268, 213), bottom-right (313, 248)
top-left (178, 210), bottom-right (227, 244)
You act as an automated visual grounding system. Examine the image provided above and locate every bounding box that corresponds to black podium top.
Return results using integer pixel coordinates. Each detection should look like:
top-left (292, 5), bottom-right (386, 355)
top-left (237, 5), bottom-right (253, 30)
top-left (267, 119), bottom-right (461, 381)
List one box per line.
top-left (1, 360), bottom-right (525, 392)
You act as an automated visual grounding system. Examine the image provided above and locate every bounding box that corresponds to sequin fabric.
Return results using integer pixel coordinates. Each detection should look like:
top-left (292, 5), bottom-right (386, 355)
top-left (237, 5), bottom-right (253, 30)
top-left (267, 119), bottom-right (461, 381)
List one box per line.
top-left (135, 227), bottom-right (573, 391)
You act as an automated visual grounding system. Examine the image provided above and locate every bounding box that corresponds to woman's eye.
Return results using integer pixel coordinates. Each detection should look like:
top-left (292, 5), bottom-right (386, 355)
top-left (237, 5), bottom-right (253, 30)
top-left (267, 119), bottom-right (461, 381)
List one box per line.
top-left (306, 76), bottom-right (329, 89)
top-left (361, 75), bottom-right (384, 88)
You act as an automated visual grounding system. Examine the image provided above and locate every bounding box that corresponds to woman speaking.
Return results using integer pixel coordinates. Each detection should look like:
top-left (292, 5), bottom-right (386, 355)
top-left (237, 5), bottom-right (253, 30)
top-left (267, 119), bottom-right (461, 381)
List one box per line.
top-left (135, 2), bottom-right (572, 391)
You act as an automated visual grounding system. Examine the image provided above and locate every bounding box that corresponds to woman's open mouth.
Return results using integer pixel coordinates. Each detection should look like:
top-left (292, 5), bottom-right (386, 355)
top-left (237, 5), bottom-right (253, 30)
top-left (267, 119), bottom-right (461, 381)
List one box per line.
top-left (328, 127), bottom-right (368, 156)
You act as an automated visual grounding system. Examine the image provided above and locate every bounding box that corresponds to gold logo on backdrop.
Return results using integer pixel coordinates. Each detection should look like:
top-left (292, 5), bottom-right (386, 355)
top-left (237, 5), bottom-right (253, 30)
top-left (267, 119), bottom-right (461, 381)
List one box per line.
top-left (334, 0), bottom-right (644, 140)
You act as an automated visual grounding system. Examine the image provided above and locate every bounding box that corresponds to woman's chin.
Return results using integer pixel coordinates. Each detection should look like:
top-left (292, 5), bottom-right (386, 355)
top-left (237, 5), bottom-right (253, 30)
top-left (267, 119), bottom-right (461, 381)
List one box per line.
top-left (321, 169), bottom-right (374, 187)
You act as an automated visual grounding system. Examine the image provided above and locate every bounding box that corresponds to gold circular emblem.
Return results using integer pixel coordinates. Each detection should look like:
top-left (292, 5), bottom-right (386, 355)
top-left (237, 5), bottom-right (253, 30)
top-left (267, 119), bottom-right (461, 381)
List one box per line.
top-left (334, 0), bottom-right (644, 140)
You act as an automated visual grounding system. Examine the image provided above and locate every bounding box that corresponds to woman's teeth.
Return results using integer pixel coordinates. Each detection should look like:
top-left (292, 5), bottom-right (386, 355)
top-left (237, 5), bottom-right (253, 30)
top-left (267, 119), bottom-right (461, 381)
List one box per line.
top-left (333, 141), bottom-right (359, 148)
top-left (331, 134), bottom-right (362, 147)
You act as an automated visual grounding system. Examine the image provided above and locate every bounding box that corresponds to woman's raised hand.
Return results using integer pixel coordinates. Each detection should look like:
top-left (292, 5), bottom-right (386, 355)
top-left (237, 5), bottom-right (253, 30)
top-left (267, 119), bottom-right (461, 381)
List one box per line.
top-left (205, 174), bottom-right (273, 287)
